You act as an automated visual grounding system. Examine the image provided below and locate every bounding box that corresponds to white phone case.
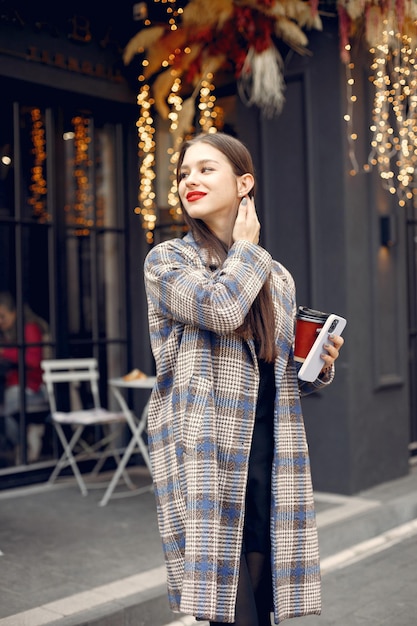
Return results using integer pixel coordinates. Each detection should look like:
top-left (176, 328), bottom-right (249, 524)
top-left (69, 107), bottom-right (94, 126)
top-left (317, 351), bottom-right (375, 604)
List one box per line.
top-left (297, 314), bottom-right (347, 382)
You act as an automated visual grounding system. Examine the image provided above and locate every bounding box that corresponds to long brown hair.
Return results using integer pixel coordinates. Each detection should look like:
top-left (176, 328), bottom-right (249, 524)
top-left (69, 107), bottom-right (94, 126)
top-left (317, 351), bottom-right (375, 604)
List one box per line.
top-left (177, 132), bottom-right (277, 363)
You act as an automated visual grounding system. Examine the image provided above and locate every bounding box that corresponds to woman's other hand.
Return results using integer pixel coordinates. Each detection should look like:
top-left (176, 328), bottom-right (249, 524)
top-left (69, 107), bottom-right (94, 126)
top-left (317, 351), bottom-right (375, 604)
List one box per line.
top-left (320, 334), bottom-right (345, 374)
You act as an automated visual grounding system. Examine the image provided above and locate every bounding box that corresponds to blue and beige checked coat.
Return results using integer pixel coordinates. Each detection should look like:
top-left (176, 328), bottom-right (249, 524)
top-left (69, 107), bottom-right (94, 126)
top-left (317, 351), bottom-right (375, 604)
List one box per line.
top-left (144, 232), bottom-right (332, 624)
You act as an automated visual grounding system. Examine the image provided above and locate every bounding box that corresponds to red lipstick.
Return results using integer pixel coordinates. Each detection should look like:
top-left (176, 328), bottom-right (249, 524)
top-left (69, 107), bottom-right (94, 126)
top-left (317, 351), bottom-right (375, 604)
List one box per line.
top-left (186, 191), bottom-right (207, 202)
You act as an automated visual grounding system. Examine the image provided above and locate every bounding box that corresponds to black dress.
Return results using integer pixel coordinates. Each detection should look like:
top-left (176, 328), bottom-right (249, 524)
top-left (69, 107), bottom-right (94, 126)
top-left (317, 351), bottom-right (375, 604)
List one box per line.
top-left (243, 358), bottom-right (276, 554)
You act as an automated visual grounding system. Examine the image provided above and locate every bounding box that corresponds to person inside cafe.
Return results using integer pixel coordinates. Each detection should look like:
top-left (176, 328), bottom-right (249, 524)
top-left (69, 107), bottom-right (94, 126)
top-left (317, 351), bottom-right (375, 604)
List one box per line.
top-left (0, 291), bottom-right (49, 462)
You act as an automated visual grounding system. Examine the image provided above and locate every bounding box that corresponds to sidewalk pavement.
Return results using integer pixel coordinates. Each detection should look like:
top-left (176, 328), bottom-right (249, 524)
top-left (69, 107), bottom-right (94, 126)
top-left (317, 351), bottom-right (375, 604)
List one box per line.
top-left (0, 463), bottom-right (416, 626)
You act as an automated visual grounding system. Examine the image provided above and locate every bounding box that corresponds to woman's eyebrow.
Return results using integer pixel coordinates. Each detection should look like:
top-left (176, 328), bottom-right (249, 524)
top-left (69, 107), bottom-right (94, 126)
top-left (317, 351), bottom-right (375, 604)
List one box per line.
top-left (180, 158), bottom-right (220, 170)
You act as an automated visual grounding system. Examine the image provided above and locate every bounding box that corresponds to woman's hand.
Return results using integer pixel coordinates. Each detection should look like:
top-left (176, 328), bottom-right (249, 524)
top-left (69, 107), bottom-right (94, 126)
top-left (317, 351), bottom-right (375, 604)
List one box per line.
top-left (320, 334), bottom-right (344, 375)
top-left (232, 196), bottom-right (260, 245)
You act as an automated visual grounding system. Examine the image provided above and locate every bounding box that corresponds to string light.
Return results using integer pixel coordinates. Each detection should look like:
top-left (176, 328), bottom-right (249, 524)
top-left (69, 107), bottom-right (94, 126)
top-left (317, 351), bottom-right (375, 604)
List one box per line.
top-left (29, 108), bottom-right (49, 222)
top-left (135, 0), bottom-right (183, 243)
top-left (198, 72), bottom-right (217, 133)
top-left (343, 45), bottom-right (360, 177)
top-left (167, 74), bottom-right (184, 220)
top-left (133, 2), bottom-right (232, 241)
top-left (63, 115), bottom-right (93, 236)
top-left (340, 3), bottom-right (417, 208)
top-left (153, 0), bottom-right (183, 31)
top-left (134, 84), bottom-right (157, 244)
top-left (133, 0), bottom-right (226, 241)
top-left (367, 30), bottom-right (417, 207)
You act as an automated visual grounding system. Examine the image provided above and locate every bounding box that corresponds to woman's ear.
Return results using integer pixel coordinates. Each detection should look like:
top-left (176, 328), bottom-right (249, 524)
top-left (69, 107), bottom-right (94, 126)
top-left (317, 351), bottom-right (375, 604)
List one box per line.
top-left (237, 173), bottom-right (254, 197)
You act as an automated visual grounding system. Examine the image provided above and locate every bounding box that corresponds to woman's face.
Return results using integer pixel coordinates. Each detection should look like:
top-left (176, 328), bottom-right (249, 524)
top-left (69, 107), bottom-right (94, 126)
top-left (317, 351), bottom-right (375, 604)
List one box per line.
top-left (178, 142), bottom-right (243, 234)
top-left (0, 305), bottom-right (16, 332)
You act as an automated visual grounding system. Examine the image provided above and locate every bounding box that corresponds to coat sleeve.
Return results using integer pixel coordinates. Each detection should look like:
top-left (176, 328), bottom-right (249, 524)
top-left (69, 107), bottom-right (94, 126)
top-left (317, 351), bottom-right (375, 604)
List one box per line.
top-left (144, 238), bottom-right (272, 333)
top-left (298, 362), bottom-right (335, 396)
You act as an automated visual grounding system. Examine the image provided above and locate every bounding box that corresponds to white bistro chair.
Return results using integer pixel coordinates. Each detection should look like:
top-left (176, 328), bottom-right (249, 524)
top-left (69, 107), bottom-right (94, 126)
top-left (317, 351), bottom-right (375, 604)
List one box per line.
top-left (41, 358), bottom-right (133, 500)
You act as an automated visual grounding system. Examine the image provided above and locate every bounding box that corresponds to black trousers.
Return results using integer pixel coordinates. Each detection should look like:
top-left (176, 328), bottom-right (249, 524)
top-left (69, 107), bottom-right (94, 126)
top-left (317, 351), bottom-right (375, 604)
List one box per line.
top-left (209, 551), bottom-right (272, 626)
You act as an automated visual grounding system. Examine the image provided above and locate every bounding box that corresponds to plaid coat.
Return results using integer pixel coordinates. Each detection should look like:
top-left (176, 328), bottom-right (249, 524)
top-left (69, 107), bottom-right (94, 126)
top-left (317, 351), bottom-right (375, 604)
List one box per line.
top-left (144, 233), bottom-right (331, 624)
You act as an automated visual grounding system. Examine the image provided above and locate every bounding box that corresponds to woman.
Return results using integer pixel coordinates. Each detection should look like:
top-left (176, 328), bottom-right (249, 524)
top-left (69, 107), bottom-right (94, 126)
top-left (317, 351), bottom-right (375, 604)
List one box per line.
top-left (144, 133), bottom-right (344, 625)
top-left (0, 292), bottom-right (49, 459)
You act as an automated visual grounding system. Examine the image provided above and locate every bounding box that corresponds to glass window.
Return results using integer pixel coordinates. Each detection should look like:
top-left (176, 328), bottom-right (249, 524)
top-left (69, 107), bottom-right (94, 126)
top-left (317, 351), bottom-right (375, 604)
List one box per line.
top-left (0, 101), bottom-right (14, 219)
top-left (0, 92), bottom-right (130, 478)
top-left (63, 114), bottom-right (125, 359)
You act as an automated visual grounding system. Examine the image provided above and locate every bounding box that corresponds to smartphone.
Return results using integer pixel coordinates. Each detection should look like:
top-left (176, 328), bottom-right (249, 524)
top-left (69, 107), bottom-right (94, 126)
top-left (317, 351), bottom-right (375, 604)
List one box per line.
top-left (298, 314), bottom-right (347, 382)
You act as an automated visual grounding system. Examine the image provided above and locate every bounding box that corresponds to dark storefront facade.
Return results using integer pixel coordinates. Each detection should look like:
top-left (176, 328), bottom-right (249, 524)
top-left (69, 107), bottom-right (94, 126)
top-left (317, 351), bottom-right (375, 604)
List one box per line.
top-left (0, 2), bottom-right (148, 485)
top-left (0, 2), bottom-right (414, 494)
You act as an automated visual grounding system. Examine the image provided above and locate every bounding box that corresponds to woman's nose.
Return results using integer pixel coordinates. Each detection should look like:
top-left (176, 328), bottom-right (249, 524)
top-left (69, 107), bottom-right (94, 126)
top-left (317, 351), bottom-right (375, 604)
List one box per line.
top-left (184, 170), bottom-right (198, 185)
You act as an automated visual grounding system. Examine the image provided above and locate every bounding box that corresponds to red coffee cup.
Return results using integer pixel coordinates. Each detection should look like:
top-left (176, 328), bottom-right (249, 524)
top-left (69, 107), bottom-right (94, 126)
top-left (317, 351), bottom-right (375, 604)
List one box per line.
top-left (294, 307), bottom-right (329, 363)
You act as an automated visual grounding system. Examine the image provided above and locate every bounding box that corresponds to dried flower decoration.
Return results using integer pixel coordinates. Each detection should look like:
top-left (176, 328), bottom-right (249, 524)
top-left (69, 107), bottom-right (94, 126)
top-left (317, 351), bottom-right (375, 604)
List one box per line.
top-left (124, 0), bottom-right (323, 121)
top-left (125, 1), bottom-right (323, 243)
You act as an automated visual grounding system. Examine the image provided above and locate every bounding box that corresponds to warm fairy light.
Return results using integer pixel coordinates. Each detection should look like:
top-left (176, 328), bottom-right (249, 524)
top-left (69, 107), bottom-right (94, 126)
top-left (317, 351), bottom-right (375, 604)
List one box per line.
top-left (135, 0), bottom-right (182, 242)
top-left (137, 84), bottom-right (157, 243)
top-left (339, 1), bottom-right (417, 206)
top-left (367, 30), bottom-right (417, 205)
top-left (344, 61), bottom-right (359, 175)
top-left (133, 0), bottom-right (224, 238)
top-left (167, 75), bottom-right (183, 219)
top-left (198, 73), bottom-right (217, 133)
top-left (66, 115), bottom-right (94, 236)
top-left (28, 108), bottom-right (49, 222)
top-left (154, 0), bottom-right (182, 31)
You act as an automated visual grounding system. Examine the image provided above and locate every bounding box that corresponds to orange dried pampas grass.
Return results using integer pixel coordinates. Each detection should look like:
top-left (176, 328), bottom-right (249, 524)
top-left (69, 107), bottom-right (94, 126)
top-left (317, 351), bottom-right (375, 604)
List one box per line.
top-left (172, 53), bottom-right (226, 141)
top-left (143, 29), bottom-right (189, 79)
top-left (198, 54), bottom-right (227, 84)
top-left (338, 0), bottom-right (417, 52)
top-left (175, 43), bottom-right (204, 75)
top-left (124, 0), bottom-right (324, 121)
top-left (182, 0), bottom-right (234, 30)
top-left (282, 0), bottom-right (323, 29)
top-left (153, 69), bottom-right (179, 119)
top-left (123, 25), bottom-right (165, 66)
top-left (250, 0), bottom-right (322, 31)
top-left (172, 96), bottom-right (197, 144)
top-left (123, 27), bottom-right (189, 80)
top-left (275, 16), bottom-right (309, 53)
top-left (152, 44), bottom-right (207, 119)
top-left (238, 46), bottom-right (286, 118)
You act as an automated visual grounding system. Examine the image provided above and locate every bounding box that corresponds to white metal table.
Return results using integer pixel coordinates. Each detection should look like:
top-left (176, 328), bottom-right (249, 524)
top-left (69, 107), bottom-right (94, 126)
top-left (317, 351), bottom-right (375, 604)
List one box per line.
top-left (99, 376), bottom-right (156, 506)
